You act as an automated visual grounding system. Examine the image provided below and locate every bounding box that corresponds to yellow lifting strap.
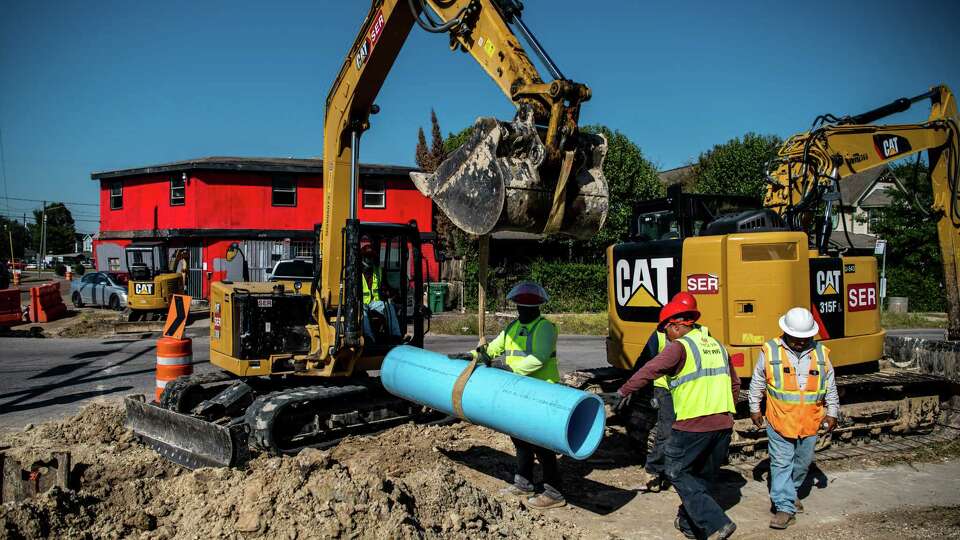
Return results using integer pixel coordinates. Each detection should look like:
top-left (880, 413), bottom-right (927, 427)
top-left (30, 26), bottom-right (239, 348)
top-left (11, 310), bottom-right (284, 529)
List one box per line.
top-left (451, 357), bottom-right (479, 421)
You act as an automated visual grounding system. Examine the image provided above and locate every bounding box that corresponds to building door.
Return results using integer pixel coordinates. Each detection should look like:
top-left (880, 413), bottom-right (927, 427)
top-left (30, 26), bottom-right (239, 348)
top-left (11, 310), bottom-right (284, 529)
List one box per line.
top-left (173, 245), bottom-right (204, 298)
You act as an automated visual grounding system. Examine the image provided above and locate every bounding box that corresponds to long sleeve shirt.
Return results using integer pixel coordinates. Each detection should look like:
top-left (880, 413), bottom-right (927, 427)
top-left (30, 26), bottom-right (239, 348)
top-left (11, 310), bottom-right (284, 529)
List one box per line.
top-left (480, 317), bottom-right (557, 376)
top-left (748, 338), bottom-right (840, 418)
top-left (617, 340), bottom-right (741, 432)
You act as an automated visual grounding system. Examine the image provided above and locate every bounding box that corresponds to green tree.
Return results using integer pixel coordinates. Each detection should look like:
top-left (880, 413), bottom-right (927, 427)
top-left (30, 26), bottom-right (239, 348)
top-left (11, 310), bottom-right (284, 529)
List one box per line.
top-left (443, 126), bottom-right (474, 154)
top-left (29, 202), bottom-right (77, 255)
top-left (871, 163), bottom-right (944, 311)
top-left (581, 125), bottom-right (664, 251)
top-left (0, 217), bottom-right (30, 260)
top-left (693, 132), bottom-right (782, 198)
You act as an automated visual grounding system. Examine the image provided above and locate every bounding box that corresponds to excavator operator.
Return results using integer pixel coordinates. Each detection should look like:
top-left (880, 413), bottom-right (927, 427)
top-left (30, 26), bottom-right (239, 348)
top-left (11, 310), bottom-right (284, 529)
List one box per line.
top-left (360, 244), bottom-right (401, 342)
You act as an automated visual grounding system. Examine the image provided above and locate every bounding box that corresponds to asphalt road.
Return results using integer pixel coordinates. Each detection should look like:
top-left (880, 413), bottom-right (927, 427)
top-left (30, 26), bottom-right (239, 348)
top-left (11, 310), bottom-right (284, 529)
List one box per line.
top-left (0, 332), bottom-right (607, 431)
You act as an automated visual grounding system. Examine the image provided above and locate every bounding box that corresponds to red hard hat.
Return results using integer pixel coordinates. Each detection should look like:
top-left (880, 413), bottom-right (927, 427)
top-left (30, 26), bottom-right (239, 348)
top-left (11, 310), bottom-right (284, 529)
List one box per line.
top-left (672, 291), bottom-right (698, 311)
top-left (658, 297), bottom-right (700, 331)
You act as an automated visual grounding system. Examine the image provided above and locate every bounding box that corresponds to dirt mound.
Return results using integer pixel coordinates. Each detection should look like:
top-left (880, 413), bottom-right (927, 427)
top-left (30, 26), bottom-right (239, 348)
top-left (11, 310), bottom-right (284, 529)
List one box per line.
top-left (0, 403), bottom-right (580, 539)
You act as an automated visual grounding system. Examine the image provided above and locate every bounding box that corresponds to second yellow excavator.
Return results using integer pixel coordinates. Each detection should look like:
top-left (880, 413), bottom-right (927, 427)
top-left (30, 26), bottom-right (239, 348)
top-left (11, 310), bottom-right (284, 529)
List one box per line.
top-left (126, 0), bottom-right (608, 468)
top-left (570, 84), bottom-right (959, 461)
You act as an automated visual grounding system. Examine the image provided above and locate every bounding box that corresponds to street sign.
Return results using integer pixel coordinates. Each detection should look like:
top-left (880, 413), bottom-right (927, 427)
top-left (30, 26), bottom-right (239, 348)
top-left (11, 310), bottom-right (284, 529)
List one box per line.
top-left (874, 239), bottom-right (887, 256)
top-left (162, 294), bottom-right (192, 340)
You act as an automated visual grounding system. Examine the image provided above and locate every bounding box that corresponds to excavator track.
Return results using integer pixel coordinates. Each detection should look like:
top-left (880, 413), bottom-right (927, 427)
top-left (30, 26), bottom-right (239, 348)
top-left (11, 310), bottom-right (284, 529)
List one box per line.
top-left (564, 367), bottom-right (958, 464)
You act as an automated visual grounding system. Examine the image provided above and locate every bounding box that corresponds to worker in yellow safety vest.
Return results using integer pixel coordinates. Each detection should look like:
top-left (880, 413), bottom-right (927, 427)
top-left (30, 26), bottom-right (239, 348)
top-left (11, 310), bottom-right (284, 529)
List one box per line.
top-left (749, 307), bottom-right (839, 530)
top-left (453, 281), bottom-right (563, 509)
top-left (626, 291), bottom-right (703, 494)
top-left (615, 293), bottom-right (739, 540)
top-left (360, 244), bottom-right (400, 341)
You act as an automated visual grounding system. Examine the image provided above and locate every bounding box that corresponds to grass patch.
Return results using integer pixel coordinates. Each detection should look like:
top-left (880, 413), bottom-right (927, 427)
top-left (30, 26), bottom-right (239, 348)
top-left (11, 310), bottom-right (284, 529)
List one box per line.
top-left (881, 311), bottom-right (946, 329)
top-left (875, 436), bottom-right (960, 467)
top-left (429, 312), bottom-right (608, 336)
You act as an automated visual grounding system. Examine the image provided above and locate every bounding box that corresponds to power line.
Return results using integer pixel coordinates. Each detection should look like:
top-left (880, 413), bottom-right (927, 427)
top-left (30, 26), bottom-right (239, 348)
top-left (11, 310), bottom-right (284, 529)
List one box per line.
top-left (4, 196), bottom-right (99, 207)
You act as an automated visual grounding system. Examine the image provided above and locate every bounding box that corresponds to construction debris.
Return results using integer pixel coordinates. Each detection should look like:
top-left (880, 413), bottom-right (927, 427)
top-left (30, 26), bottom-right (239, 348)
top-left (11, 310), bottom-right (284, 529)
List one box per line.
top-left (0, 402), bottom-right (580, 539)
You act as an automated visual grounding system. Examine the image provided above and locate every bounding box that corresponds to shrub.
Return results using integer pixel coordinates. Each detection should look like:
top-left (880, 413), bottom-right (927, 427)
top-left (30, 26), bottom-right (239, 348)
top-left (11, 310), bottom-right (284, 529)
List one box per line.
top-left (54, 263), bottom-right (67, 277)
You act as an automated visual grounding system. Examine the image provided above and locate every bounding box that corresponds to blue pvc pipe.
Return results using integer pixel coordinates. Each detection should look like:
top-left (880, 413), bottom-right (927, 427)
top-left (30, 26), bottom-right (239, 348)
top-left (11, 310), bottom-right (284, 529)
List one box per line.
top-left (381, 345), bottom-right (605, 460)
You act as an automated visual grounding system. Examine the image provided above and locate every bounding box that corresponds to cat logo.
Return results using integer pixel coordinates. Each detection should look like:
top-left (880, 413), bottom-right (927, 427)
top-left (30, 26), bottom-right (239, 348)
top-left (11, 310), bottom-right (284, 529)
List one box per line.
top-left (614, 257), bottom-right (674, 308)
top-left (816, 269), bottom-right (841, 296)
top-left (873, 134), bottom-right (912, 160)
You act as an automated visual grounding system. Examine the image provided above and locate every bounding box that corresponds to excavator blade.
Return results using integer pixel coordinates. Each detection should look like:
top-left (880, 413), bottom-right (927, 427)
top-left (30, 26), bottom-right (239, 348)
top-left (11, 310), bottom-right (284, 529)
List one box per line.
top-left (410, 112), bottom-right (608, 239)
top-left (124, 395), bottom-right (238, 469)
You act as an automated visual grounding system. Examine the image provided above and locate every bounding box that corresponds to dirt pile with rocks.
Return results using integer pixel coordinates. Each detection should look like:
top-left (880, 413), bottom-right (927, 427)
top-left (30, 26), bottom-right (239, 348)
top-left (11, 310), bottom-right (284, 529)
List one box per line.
top-left (0, 402), bottom-right (579, 539)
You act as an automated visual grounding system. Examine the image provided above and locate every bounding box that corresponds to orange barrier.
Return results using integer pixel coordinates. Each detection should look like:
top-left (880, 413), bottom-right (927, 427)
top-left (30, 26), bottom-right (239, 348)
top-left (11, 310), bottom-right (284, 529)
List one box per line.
top-left (65, 270), bottom-right (73, 281)
top-left (155, 337), bottom-right (193, 402)
top-left (0, 288), bottom-right (23, 328)
top-left (12, 270), bottom-right (21, 286)
top-left (28, 282), bottom-right (68, 323)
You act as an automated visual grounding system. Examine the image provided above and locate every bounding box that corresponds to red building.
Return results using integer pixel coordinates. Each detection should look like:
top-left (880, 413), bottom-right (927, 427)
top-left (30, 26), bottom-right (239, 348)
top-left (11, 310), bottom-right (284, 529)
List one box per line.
top-left (92, 157), bottom-right (438, 299)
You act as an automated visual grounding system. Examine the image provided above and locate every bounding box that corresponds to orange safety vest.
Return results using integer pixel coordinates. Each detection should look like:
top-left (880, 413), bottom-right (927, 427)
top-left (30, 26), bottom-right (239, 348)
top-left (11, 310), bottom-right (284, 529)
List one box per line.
top-left (762, 338), bottom-right (830, 439)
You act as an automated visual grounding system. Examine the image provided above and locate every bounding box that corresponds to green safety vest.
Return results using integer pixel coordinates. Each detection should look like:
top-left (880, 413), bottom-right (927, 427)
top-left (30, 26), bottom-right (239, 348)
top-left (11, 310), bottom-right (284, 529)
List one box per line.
top-left (667, 327), bottom-right (735, 421)
top-left (501, 317), bottom-right (560, 383)
top-left (362, 268), bottom-right (381, 304)
top-left (653, 325), bottom-right (710, 389)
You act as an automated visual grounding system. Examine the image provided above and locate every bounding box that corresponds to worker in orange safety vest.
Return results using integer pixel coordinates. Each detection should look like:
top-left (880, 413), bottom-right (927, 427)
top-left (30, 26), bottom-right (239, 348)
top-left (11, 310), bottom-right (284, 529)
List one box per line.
top-left (748, 307), bottom-right (839, 530)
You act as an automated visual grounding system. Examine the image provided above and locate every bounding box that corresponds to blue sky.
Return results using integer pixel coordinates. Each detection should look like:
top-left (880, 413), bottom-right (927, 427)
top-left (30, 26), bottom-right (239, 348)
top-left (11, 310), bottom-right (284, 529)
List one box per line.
top-left (2, 0), bottom-right (958, 233)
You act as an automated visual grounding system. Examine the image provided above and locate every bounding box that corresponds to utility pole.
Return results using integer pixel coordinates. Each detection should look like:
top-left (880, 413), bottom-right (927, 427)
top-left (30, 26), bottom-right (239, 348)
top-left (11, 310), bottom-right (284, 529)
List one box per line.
top-left (38, 202), bottom-right (46, 278)
top-left (6, 224), bottom-right (13, 263)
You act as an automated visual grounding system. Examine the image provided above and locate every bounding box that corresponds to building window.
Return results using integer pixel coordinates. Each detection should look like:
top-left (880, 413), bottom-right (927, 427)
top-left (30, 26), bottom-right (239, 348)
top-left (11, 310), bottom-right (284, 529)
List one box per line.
top-left (290, 241), bottom-right (314, 259)
top-left (170, 174), bottom-right (186, 206)
top-left (108, 257), bottom-right (121, 271)
top-left (272, 178), bottom-right (297, 206)
top-left (867, 208), bottom-right (881, 234)
top-left (109, 182), bottom-right (123, 210)
top-left (362, 178), bottom-right (386, 209)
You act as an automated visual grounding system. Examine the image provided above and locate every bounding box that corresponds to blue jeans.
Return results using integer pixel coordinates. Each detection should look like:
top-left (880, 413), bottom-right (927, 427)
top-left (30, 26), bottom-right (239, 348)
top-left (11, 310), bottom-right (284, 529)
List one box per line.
top-left (766, 425), bottom-right (816, 514)
top-left (665, 428), bottom-right (733, 537)
top-left (646, 387), bottom-right (675, 476)
top-left (362, 300), bottom-right (401, 341)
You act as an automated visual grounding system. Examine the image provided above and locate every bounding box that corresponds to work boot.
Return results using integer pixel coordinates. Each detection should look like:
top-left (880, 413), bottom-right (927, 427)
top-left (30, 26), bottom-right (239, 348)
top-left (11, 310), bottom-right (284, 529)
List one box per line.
top-left (795, 499), bottom-right (804, 513)
top-left (634, 470), bottom-right (663, 493)
top-left (708, 521), bottom-right (737, 539)
top-left (770, 511), bottom-right (796, 529)
top-left (673, 517), bottom-right (696, 539)
top-left (524, 493), bottom-right (566, 509)
top-left (499, 484), bottom-right (535, 497)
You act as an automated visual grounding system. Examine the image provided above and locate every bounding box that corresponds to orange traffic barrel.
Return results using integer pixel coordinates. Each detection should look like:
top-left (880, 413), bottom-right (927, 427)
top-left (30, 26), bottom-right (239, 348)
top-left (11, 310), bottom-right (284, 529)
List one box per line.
top-left (12, 270), bottom-right (20, 286)
top-left (65, 270), bottom-right (73, 281)
top-left (155, 336), bottom-right (193, 402)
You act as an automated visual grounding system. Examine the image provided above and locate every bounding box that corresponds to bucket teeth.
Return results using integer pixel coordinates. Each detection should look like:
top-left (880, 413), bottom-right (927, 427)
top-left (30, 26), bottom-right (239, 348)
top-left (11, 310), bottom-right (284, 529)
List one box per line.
top-left (410, 112), bottom-right (608, 239)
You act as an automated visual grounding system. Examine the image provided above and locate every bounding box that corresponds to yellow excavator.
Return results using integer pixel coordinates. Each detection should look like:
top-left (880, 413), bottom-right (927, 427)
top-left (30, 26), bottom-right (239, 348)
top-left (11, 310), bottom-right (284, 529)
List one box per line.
top-left (125, 242), bottom-right (189, 321)
top-left (125, 0), bottom-right (608, 468)
top-left (567, 85), bottom-right (960, 460)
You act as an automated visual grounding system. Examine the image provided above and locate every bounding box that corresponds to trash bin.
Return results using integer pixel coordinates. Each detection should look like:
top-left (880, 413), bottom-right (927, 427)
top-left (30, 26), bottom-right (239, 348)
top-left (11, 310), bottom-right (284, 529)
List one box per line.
top-left (429, 283), bottom-right (447, 314)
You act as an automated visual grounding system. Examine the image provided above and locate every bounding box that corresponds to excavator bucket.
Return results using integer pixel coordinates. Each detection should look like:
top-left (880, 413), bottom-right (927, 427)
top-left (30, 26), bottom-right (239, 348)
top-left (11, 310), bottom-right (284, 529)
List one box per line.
top-left (410, 110), bottom-right (608, 239)
top-left (124, 395), bottom-right (239, 469)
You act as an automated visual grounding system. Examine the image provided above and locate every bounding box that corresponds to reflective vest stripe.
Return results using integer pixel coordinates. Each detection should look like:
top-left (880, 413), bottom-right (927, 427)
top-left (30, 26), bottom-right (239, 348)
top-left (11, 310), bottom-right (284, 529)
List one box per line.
top-left (667, 334), bottom-right (730, 390)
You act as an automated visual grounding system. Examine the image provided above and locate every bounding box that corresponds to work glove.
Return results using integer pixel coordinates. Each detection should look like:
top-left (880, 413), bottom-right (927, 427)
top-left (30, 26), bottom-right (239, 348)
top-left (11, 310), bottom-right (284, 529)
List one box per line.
top-left (750, 411), bottom-right (765, 429)
top-left (821, 415), bottom-right (837, 433)
top-left (486, 358), bottom-right (510, 371)
top-left (474, 346), bottom-right (492, 367)
top-left (613, 392), bottom-right (633, 415)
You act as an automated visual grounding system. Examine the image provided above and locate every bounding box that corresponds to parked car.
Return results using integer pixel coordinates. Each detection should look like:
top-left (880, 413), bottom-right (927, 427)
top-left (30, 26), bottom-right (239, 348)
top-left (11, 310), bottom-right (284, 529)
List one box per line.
top-left (71, 272), bottom-right (128, 310)
top-left (267, 259), bottom-right (315, 282)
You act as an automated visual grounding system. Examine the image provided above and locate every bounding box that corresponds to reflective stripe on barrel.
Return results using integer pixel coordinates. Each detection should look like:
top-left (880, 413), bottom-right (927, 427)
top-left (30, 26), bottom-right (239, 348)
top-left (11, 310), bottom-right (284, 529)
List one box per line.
top-left (155, 336), bottom-right (192, 402)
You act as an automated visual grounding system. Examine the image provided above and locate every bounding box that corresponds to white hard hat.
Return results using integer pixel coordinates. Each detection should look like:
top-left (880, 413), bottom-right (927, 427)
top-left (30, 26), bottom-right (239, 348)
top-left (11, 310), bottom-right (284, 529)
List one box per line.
top-left (779, 307), bottom-right (819, 338)
top-left (507, 281), bottom-right (549, 306)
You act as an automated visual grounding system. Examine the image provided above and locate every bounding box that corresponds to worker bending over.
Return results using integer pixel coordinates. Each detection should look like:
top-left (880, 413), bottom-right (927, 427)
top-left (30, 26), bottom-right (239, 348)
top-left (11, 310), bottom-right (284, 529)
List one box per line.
top-left (630, 292), bottom-right (701, 493)
top-left (616, 293), bottom-right (739, 540)
top-left (749, 307), bottom-right (838, 530)
top-left (458, 281), bottom-right (564, 509)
